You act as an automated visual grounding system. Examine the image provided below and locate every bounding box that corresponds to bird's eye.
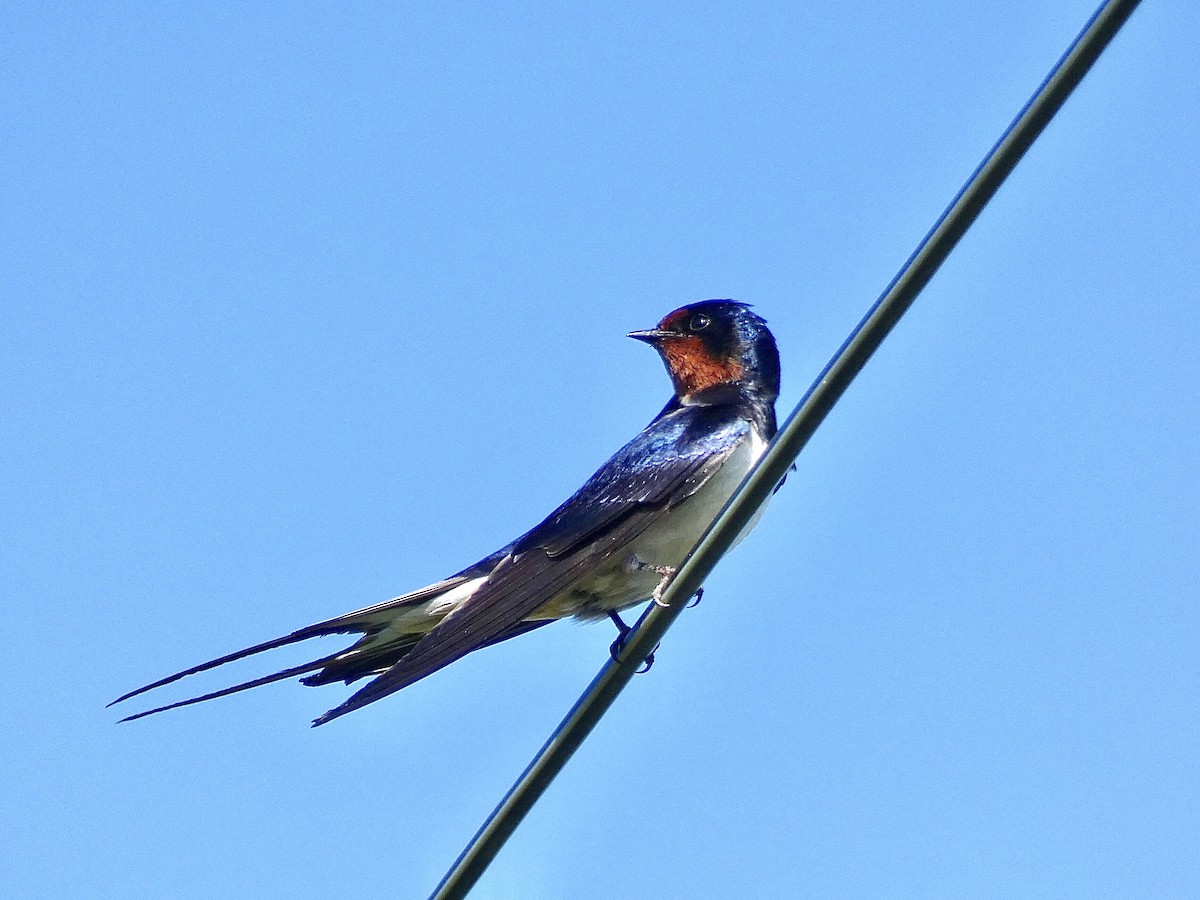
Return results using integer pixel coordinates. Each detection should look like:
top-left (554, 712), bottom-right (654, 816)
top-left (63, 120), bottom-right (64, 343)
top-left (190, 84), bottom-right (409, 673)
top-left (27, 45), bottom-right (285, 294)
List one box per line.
top-left (689, 313), bottom-right (711, 332)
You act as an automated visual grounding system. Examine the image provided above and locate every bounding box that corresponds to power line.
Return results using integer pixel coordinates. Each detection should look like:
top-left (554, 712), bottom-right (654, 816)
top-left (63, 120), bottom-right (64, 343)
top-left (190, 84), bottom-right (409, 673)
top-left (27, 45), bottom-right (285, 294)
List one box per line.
top-left (430, 1), bottom-right (1143, 896)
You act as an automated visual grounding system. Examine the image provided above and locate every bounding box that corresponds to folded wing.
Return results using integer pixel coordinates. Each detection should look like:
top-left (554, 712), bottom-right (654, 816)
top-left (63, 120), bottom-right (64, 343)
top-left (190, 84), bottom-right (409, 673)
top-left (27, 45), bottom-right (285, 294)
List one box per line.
top-left (312, 405), bottom-right (750, 725)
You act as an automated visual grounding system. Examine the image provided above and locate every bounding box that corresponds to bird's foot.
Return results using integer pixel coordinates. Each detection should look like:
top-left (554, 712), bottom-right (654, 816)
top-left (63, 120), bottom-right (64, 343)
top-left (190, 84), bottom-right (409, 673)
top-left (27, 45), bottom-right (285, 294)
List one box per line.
top-left (642, 563), bottom-right (678, 607)
top-left (648, 568), bottom-right (704, 609)
top-left (607, 610), bottom-right (656, 673)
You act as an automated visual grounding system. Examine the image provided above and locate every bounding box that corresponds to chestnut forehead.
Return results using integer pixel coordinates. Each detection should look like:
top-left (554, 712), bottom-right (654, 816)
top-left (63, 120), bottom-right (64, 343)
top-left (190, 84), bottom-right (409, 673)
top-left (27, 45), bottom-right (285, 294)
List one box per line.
top-left (659, 307), bottom-right (695, 330)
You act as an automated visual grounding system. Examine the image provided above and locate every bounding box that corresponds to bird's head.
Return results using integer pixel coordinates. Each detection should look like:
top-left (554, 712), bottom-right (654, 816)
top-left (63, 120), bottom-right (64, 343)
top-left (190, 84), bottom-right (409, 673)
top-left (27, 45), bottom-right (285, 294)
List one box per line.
top-left (629, 300), bottom-right (780, 406)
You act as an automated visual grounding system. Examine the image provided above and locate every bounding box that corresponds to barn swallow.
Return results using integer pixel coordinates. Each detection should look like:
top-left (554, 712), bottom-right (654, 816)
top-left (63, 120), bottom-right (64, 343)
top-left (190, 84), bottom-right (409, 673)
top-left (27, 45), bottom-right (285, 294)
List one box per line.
top-left (111, 299), bottom-right (781, 726)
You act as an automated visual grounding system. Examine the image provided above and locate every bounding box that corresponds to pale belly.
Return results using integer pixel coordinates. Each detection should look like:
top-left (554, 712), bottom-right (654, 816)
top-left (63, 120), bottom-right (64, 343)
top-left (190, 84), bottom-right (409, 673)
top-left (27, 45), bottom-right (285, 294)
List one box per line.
top-left (534, 429), bottom-right (769, 621)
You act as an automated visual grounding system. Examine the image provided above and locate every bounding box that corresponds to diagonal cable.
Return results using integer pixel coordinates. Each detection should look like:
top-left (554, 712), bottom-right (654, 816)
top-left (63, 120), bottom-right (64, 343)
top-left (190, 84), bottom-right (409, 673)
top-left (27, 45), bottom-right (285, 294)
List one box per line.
top-left (430, 1), bottom-right (1143, 896)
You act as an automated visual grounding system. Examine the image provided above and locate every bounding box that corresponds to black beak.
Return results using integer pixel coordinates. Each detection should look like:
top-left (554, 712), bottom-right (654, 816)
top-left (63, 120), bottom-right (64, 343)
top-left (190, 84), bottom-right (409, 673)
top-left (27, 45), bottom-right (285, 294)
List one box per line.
top-left (627, 328), bottom-right (679, 344)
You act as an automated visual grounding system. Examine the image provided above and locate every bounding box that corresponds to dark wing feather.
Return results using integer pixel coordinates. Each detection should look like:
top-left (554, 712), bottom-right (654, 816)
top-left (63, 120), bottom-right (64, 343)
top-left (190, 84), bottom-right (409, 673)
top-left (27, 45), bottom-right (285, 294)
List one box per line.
top-left (311, 405), bottom-right (750, 725)
top-left (299, 618), bottom-right (553, 687)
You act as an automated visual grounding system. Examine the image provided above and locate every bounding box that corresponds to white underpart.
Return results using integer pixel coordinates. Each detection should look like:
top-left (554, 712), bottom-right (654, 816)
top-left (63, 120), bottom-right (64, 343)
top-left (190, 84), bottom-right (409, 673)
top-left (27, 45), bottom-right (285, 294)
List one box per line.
top-left (372, 575), bottom-right (487, 641)
top-left (728, 428), bottom-right (771, 548)
top-left (629, 426), bottom-right (768, 563)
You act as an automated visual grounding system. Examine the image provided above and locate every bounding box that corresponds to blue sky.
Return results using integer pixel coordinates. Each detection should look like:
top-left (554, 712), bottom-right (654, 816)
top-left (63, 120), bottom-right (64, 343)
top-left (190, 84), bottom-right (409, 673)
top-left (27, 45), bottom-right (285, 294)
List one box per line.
top-left (3, 2), bottom-right (1197, 897)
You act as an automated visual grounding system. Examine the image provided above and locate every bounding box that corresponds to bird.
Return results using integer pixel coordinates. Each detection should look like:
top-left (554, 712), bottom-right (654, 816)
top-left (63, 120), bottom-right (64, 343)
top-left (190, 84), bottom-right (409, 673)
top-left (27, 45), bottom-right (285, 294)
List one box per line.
top-left (111, 299), bottom-right (781, 727)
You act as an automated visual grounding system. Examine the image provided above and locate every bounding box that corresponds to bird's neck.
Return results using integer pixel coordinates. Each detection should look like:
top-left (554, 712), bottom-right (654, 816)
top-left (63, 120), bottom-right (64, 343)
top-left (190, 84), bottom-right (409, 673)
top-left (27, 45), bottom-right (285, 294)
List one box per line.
top-left (678, 382), bottom-right (778, 440)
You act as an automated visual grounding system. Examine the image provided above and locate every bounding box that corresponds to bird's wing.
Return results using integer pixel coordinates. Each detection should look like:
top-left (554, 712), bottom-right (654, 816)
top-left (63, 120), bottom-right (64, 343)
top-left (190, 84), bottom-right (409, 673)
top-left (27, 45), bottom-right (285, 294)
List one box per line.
top-left (311, 405), bottom-right (750, 725)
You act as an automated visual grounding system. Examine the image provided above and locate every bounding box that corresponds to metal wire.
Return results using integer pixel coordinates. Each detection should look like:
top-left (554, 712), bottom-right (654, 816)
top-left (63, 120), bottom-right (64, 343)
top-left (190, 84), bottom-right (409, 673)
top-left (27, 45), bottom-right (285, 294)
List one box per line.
top-left (430, 1), bottom-right (1143, 896)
